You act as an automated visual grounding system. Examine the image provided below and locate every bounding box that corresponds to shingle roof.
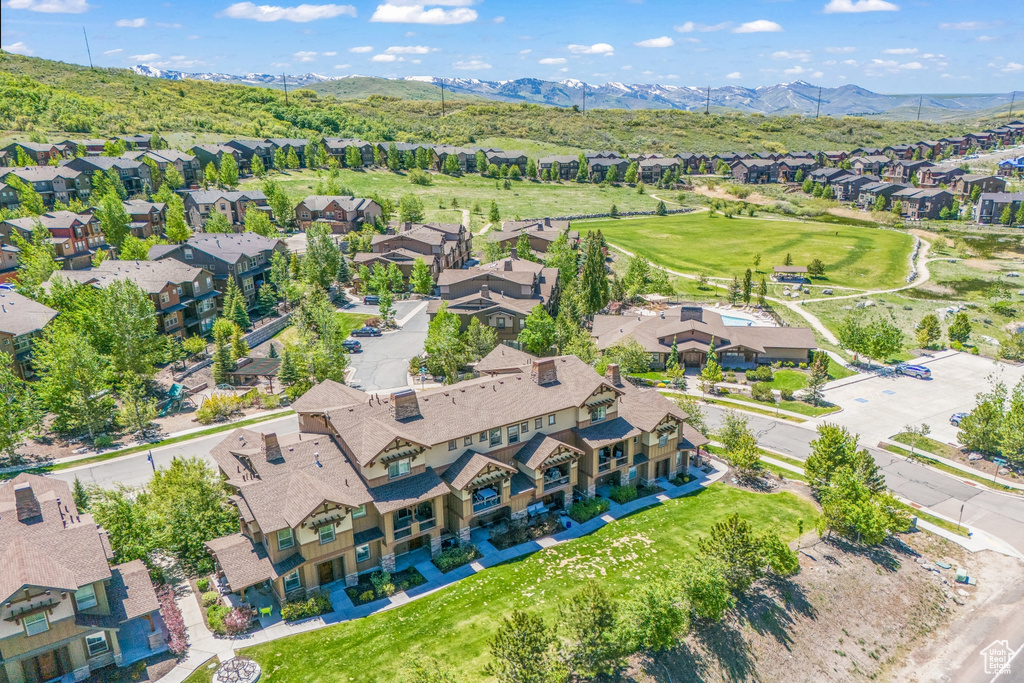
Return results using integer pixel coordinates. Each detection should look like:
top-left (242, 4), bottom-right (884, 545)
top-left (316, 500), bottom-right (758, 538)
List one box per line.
top-left (106, 560), bottom-right (160, 622)
top-left (0, 290), bottom-right (58, 337)
top-left (573, 417), bottom-right (642, 448)
top-left (441, 450), bottom-right (517, 490)
top-left (512, 432), bottom-right (582, 470)
top-left (177, 233), bottom-right (283, 261)
top-left (204, 533), bottom-right (276, 592)
top-left (184, 190), bottom-right (267, 205)
top-left (473, 344), bottom-right (536, 374)
top-left (370, 468), bottom-right (450, 514)
top-left (47, 259), bottom-right (207, 295)
top-left (299, 195), bottom-right (376, 212)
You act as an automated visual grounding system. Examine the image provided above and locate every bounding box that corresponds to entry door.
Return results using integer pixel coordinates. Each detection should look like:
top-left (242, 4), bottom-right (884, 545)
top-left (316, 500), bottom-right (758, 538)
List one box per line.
top-left (35, 650), bottom-right (63, 682)
top-left (317, 560), bottom-right (335, 586)
top-left (656, 459), bottom-right (669, 479)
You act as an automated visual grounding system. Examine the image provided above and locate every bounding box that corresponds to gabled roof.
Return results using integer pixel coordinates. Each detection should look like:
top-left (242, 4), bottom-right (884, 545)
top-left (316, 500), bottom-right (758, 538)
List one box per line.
top-left (441, 450), bottom-right (517, 490)
top-left (474, 344), bottom-right (536, 374)
top-left (47, 259), bottom-right (208, 296)
top-left (371, 468), bottom-right (450, 514)
top-left (513, 432), bottom-right (582, 470)
top-left (299, 195), bottom-right (376, 212)
top-left (0, 290), bottom-right (58, 337)
top-left (183, 189), bottom-right (267, 205)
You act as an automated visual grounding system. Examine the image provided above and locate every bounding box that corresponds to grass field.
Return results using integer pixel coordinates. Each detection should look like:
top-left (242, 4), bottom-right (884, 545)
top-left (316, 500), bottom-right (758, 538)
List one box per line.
top-left (584, 212), bottom-right (914, 290)
top-left (241, 168), bottom-right (662, 228)
top-left (721, 392), bottom-right (841, 417)
top-left (213, 485), bottom-right (815, 683)
top-left (272, 312), bottom-right (371, 348)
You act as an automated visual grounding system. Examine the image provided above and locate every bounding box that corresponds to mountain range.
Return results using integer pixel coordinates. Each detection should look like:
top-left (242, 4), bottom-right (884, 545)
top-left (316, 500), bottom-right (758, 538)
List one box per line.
top-left (130, 65), bottom-right (1016, 118)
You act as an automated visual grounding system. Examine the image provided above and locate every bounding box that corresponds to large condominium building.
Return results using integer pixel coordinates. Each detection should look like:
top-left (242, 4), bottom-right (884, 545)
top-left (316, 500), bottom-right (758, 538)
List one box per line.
top-left (203, 351), bottom-right (705, 602)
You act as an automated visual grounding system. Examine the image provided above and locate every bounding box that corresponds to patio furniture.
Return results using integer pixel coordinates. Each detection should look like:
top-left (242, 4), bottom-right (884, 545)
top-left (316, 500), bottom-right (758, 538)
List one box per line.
top-left (259, 606), bottom-right (273, 618)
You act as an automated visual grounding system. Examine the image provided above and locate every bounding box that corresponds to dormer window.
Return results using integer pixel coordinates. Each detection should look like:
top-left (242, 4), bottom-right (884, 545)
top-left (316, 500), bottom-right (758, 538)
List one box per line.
top-left (388, 458), bottom-right (411, 479)
top-left (591, 406), bottom-right (607, 423)
top-left (23, 612), bottom-right (48, 636)
top-left (75, 584), bottom-right (98, 610)
top-left (277, 528), bottom-right (294, 550)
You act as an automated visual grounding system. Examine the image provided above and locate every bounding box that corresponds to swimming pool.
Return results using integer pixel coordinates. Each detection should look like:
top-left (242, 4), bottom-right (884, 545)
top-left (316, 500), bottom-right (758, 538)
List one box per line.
top-left (721, 314), bottom-right (756, 327)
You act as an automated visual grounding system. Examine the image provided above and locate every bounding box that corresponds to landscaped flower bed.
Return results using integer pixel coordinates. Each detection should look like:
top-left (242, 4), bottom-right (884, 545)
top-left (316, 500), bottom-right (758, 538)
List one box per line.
top-left (345, 568), bottom-right (426, 606)
top-left (432, 543), bottom-right (482, 572)
top-left (156, 586), bottom-right (187, 656)
top-left (567, 497), bottom-right (610, 523)
top-left (280, 594), bottom-right (332, 622)
top-left (488, 515), bottom-right (566, 551)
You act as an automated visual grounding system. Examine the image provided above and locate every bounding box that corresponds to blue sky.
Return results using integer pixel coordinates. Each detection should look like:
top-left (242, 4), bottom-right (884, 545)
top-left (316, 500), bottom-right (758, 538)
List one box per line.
top-left (1, 0), bottom-right (1020, 92)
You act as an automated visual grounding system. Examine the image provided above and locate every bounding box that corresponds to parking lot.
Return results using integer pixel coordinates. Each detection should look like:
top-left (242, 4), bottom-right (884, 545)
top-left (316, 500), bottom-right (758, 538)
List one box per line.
top-left (820, 352), bottom-right (1024, 446)
top-left (341, 299), bottom-right (429, 392)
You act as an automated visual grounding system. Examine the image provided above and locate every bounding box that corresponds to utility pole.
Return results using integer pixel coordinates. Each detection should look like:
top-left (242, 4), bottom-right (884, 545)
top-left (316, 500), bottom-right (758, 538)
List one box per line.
top-left (83, 27), bottom-right (94, 69)
top-left (440, 78), bottom-right (446, 117)
top-left (815, 87), bottom-right (822, 119)
top-left (916, 95), bottom-right (923, 121)
top-left (281, 73), bottom-right (289, 106)
top-left (582, 81), bottom-right (586, 115)
top-left (705, 85), bottom-right (711, 115)
top-left (1009, 91), bottom-right (1016, 119)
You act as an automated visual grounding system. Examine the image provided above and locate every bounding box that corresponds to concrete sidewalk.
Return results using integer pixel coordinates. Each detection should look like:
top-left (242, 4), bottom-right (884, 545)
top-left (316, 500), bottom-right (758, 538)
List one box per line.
top-left (877, 438), bottom-right (1024, 492)
top-left (161, 460), bottom-right (729, 680)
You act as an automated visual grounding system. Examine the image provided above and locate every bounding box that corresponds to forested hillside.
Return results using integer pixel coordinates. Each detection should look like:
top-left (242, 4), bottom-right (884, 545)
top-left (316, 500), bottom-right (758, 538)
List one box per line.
top-left (0, 52), bottom-right (1004, 154)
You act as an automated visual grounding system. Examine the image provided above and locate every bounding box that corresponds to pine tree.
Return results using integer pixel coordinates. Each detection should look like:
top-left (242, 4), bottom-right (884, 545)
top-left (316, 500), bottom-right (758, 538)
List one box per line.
top-left (656, 200), bottom-right (667, 216)
top-left (257, 284), bottom-right (278, 316)
top-left (278, 347), bottom-right (303, 386)
top-left (742, 269), bottom-right (753, 304)
top-left (211, 319), bottom-right (236, 384)
top-left (758, 276), bottom-right (768, 307)
top-left (580, 231), bottom-right (610, 314)
top-left (229, 323), bottom-right (249, 361)
top-left (268, 342), bottom-right (279, 359)
top-left (222, 278), bottom-right (251, 331)
top-left (576, 153), bottom-right (589, 183)
top-left (609, 204), bottom-right (619, 218)
top-left (666, 336), bottom-right (679, 373)
top-left (488, 200), bottom-right (501, 223)
top-left (699, 338), bottom-right (723, 395)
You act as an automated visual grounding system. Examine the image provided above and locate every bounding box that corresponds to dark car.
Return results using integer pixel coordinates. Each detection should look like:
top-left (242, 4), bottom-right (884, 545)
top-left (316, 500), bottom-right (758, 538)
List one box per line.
top-left (350, 326), bottom-right (383, 337)
top-left (895, 363), bottom-right (931, 379)
top-left (341, 339), bottom-right (362, 353)
top-left (363, 295), bottom-right (380, 305)
top-left (949, 412), bottom-right (968, 426)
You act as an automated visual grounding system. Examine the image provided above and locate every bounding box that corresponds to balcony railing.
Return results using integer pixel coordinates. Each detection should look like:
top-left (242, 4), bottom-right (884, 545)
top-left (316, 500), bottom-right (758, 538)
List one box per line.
top-left (473, 497), bottom-right (501, 515)
top-left (543, 475), bottom-right (570, 490)
top-left (418, 518), bottom-right (436, 532)
top-left (615, 457), bottom-right (628, 468)
top-left (598, 460), bottom-right (611, 473)
top-left (394, 527), bottom-right (412, 540)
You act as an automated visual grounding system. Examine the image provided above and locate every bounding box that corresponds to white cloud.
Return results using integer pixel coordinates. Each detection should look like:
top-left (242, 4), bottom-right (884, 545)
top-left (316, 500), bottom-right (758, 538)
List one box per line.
top-left (733, 20), bottom-right (783, 34)
top-left (567, 43), bottom-right (614, 55)
top-left (519, 49), bottom-right (531, 55)
top-left (976, 35), bottom-right (997, 42)
top-left (772, 49), bottom-right (810, 61)
top-left (349, 45), bottom-right (373, 53)
top-left (115, 17), bottom-right (146, 27)
top-left (938, 21), bottom-right (997, 30)
top-left (539, 57), bottom-right (566, 65)
top-left (621, 65), bottom-right (632, 70)
top-left (411, 58), bottom-right (421, 63)
top-left (882, 47), bottom-right (917, 54)
top-left (334, 63), bottom-right (350, 69)
top-left (323, 50), bottom-right (337, 56)
top-left (3, 0), bottom-right (90, 13)
top-left (221, 2), bottom-right (357, 22)
top-left (294, 51), bottom-right (318, 61)
top-left (1, 41), bottom-right (33, 55)
top-left (825, 46), bottom-right (856, 53)
top-left (842, 59), bottom-right (858, 66)
top-left (371, 54), bottom-right (398, 62)
top-left (559, 67), bottom-right (568, 73)
top-left (493, 15), bottom-right (504, 23)
top-left (725, 71), bottom-right (741, 80)
top-left (784, 65), bottom-right (810, 75)
top-left (385, 45), bottom-right (433, 54)
top-left (635, 36), bottom-right (674, 48)
top-left (674, 21), bottom-right (729, 33)
top-left (1003, 62), bottom-right (1023, 73)
top-left (370, 4), bottom-right (477, 24)
top-left (453, 59), bottom-right (491, 70)
top-left (131, 53), bottom-right (161, 62)
top-left (155, 22), bottom-right (182, 28)
top-left (824, 0), bottom-right (899, 13)
top-left (901, 61), bottom-right (922, 69)
top-left (103, 48), bottom-right (123, 55)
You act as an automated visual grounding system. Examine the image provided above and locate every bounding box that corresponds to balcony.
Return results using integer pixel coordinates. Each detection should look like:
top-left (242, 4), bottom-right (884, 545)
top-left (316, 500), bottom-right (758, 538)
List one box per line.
top-left (472, 486), bottom-right (501, 515)
top-left (543, 474), bottom-right (570, 491)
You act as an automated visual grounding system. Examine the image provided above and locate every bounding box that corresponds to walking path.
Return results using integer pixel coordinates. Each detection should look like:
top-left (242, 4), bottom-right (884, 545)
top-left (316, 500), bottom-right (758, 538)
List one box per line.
top-left (158, 460), bottom-right (729, 683)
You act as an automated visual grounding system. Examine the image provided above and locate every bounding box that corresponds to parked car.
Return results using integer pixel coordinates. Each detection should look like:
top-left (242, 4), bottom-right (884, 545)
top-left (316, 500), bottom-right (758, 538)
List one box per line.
top-left (822, 289), bottom-right (834, 295)
top-left (1006, 272), bottom-right (1020, 278)
top-left (895, 363), bottom-right (931, 379)
top-left (341, 340), bottom-right (362, 353)
top-left (351, 326), bottom-right (382, 337)
top-left (363, 295), bottom-right (380, 305)
top-left (949, 412), bottom-right (968, 426)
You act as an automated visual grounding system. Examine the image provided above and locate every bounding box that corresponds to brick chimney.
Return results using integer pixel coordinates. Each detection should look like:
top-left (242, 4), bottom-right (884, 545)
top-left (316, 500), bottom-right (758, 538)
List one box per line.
top-left (679, 306), bottom-right (704, 322)
top-left (390, 389), bottom-right (421, 420)
top-left (531, 359), bottom-right (558, 385)
top-left (605, 363), bottom-right (622, 387)
top-left (261, 432), bottom-right (282, 462)
top-left (509, 247), bottom-right (519, 260)
top-left (480, 284), bottom-right (490, 299)
top-left (14, 482), bottom-right (41, 522)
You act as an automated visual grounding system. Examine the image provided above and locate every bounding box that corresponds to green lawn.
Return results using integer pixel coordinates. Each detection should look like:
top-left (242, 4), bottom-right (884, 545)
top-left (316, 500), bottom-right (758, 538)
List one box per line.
top-left (764, 369), bottom-right (808, 391)
top-left (827, 357), bottom-right (857, 381)
top-left (891, 432), bottom-right (962, 460)
top-left (217, 485), bottom-right (815, 683)
top-left (242, 168), bottom-right (662, 226)
top-left (272, 312), bottom-right (371, 348)
top-left (880, 443), bottom-right (1016, 493)
top-left (584, 212), bottom-right (914, 290)
top-left (721, 392), bottom-right (840, 418)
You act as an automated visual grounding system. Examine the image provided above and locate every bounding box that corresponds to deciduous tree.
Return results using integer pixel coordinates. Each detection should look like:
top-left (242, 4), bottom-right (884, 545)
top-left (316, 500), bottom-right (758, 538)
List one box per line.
top-left (0, 352), bottom-right (40, 464)
top-left (518, 305), bottom-right (556, 356)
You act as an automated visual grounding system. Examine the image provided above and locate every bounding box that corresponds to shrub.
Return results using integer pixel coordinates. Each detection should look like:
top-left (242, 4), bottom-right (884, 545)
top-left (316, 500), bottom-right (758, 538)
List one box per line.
top-left (149, 565), bottom-right (166, 585)
top-left (799, 362), bottom-right (808, 369)
top-left (196, 577), bottom-right (210, 592)
top-left (971, 346), bottom-right (980, 355)
top-left (751, 382), bottom-right (774, 403)
top-left (358, 590), bottom-right (374, 603)
top-left (745, 366), bottom-right (773, 382)
top-left (206, 604), bottom-right (229, 634)
top-left (433, 543), bottom-right (480, 573)
top-left (568, 497), bottom-right (610, 523)
top-left (94, 435), bottom-right (115, 448)
top-left (780, 388), bottom-right (794, 402)
top-left (370, 571), bottom-right (395, 598)
top-left (201, 591), bottom-right (220, 607)
top-left (156, 586), bottom-right (187, 656)
top-left (951, 341), bottom-right (964, 351)
top-left (280, 594), bottom-right (332, 621)
top-left (609, 484), bottom-right (639, 504)
top-left (222, 607), bottom-right (254, 636)
top-left (670, 474), bottom-right (691, 486)
top-left (364, 316), bottom-right (382, 328)
top-left (196, 392), bottom-right (243, 424)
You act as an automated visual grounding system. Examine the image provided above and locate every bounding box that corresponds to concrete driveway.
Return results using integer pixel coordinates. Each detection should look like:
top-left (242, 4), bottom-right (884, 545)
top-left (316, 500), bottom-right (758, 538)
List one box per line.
top-left (341, 299), bottom-right (429, 393)
top-left (820, 352), bottom-right (1024, 445)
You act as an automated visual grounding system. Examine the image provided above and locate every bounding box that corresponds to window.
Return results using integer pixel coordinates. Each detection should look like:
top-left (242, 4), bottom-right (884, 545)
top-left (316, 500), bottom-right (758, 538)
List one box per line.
top-left (628, 466), bottom-right (638, 481)
top-left (176, 286), bottom-right (183, 296)
top-left (356, 544), bottom-right (370, 563)
top-left (591, 406), bottom-right (607, 423)
top-left (205, 276), bottom-right (212, 288)
top-left (535, 418), bottom-right (542, 430)
top-left (497, 318), bottom-right (505, 329)
top-left (75, 584), bottom-right (98, 611)
top-left (464, 436), bottom-right (473, 446)
top-left (658, 434), bottom-right (669, 448)
top-left (283, 570), bottom-right (301, 593)
top-left (184, 248), bottom-right (193, 260)
top-left (448, 440), bottom-right (457, 451)
top-left (23, 612), bottom-right (48, 636)
top-left (159, 292), bottom-right (170, 304)
top-left (508, 424), bottom-right (520, 445)
top-left (519, 318), bottom-right (526, 329)
top-left (479, 431), bottom-right (488, 443)
top-left (388, 458), bottom-right (411, 479)
top-left (86, 632), bottom-right (109, 657)
top-left (489, 428), bottom-right (502, 447)
top-left (352, 504), bottom-right (366, 519)
top-left (521, 421), bottom-right (529, 434)
top-left (277, 528), bottom-right (294, 550)
top-left (548, 414), bottom-right (556, 426)
top-left (319, 524), bottom-right (335, 545)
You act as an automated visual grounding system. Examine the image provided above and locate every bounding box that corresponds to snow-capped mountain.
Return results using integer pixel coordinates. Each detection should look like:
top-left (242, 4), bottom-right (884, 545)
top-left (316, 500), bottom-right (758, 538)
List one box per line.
top-left (130, 65), bottom-right (1015, 116)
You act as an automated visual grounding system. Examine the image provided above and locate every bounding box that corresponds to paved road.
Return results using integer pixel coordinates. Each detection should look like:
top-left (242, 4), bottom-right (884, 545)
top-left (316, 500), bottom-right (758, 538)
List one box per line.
top-left (342, 300), bottom-right (429, 393)
top-left (703, 406), bottom-right (1024, 557)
